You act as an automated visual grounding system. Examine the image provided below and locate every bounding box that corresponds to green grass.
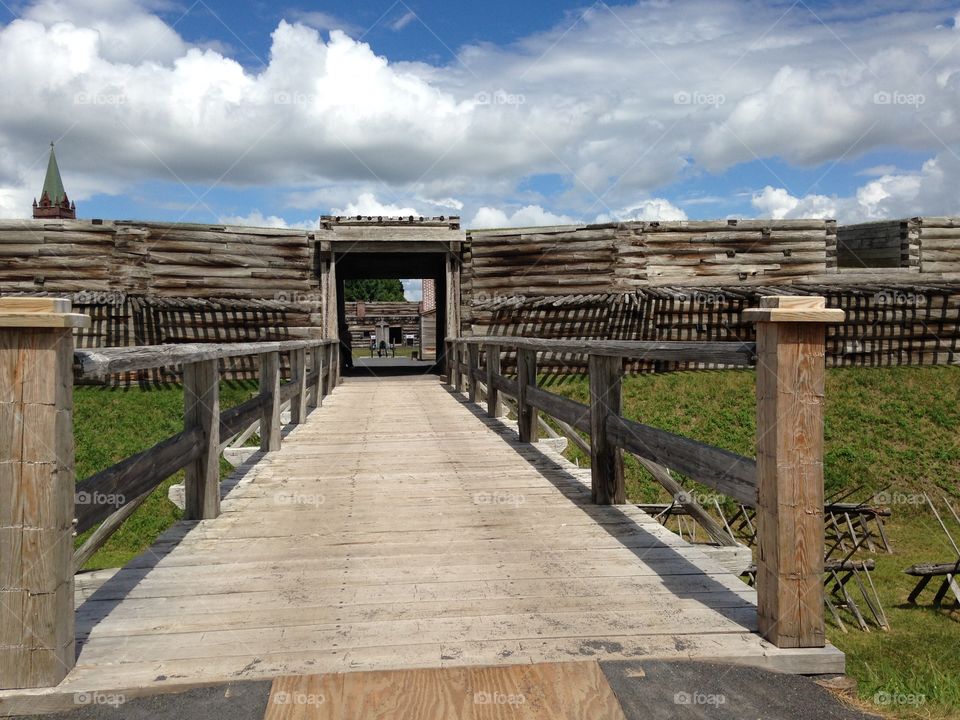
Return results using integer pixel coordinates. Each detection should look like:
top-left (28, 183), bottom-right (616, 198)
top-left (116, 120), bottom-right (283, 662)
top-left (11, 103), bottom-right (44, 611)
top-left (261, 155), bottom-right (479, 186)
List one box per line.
top-left (551, 366), bottom-right (960, 719)
top-left (73, 381), bottom-right (258, 570)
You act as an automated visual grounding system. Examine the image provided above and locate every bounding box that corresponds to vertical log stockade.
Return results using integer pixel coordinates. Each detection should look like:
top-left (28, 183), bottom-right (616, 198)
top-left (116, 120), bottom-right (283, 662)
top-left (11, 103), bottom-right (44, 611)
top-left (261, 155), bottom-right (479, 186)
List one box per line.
top-left (449, 295), bottom-right (843, 650)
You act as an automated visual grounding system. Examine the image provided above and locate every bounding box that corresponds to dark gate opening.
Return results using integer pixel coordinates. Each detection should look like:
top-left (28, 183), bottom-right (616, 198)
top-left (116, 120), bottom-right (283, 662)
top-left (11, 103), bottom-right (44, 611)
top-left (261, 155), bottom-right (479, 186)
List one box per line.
top-left (335, 251), bottom-right (449, 376)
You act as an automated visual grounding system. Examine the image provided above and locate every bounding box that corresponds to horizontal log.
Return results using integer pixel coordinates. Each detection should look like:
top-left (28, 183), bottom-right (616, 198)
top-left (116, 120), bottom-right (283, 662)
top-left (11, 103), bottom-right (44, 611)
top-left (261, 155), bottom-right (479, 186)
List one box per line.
top-left (74, 339), bottom-right (333, 378)
top-left (458, 336), bottom-right (755, 364)
top-left (903, 561), bottom-right (960, 576)
top-left (525, 385), bottom-right (591, 433)
top-left (607, 414), bottom-right (758, 507)
top-left (75, 427), bottom-right (204, 534)
top-left (219, 394), bottom-right (268, 439)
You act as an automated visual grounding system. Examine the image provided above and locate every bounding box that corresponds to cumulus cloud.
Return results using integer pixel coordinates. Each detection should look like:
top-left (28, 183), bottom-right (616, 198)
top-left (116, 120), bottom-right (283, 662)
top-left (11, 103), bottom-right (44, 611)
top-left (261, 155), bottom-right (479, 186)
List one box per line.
top-left (751, 152), bottom-right (960, 221)
top-left (0, 0), bottom-right (959, 222)
top-left (331, 193), bottom-right (420, 217)
top-left (469, 205), bottom-right (579, 229)
top-left (218, 210), bottom-right (317, 229)
top-left (595, 198), bottom-right (687, 223)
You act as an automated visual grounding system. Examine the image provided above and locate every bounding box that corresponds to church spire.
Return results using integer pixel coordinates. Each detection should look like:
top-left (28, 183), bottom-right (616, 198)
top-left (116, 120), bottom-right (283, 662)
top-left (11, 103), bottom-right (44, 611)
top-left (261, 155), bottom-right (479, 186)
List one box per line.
top-left (33, 143), bottom-right (76, 219)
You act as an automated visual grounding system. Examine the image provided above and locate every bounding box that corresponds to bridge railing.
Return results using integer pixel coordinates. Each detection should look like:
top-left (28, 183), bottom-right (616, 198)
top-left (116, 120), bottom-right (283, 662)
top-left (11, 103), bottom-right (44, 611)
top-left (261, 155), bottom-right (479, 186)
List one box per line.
top-left (0, 297), bottom-right (338, 689)
top-left (446, 295), bottom-right (845, 652)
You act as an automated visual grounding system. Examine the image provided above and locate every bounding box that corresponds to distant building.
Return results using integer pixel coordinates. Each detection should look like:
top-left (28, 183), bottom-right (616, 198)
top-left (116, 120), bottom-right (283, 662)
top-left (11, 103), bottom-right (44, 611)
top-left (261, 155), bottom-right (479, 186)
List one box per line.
top-left (32, 143), bottom-right (76, 219)
top-left (421, 278), bottom-right (436, 313)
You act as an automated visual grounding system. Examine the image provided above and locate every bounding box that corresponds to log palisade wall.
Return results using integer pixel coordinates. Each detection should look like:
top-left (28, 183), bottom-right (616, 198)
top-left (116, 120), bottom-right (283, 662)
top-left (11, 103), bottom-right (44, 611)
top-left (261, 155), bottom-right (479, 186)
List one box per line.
top-left (1, 216), bottom-right (958, 373)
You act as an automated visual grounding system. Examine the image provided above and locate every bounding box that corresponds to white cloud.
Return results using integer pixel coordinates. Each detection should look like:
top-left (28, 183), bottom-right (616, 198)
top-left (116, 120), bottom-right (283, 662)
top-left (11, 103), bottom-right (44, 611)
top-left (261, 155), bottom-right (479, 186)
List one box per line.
top-left (401, 279), bottom-right (422, 301)
top-left (751, 151), bottom-right (960, 222)
top-left (469, 205), bottom-right (579, 229)
top-left (0, 0), bottom-right (959, 221)
top-left (218, 210), bottom-right (318, 229)
top-left (331, 192), bottom-right (420, 217)
top-left (594, 198), bottom-right (687, 223)
top-left (391, 11), bottom-right (417, 32)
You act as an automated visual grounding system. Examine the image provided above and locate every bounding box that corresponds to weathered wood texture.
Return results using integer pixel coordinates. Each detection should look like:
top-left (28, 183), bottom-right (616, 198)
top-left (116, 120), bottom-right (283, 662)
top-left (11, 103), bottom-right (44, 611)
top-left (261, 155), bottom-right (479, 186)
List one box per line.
top-left (751, 297), bottom-right (836, 648)
top-left (0, 374), bottom-right (840, 711)
top-left (470, 284), bottom-right (960, 372)
top-left (183, 360), bottom-right (220, 520)
top-left (0, 300), bottom-right (83, 688)
top-left (265, 661), bottom-right (627, 720)
top-left (588, 354), bottom-right (625, 505)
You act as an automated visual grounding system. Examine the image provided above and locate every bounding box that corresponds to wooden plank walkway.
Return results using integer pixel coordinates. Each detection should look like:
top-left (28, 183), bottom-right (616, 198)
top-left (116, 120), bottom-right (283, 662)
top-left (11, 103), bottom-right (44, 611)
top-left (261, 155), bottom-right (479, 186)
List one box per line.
top-left (1, 375), bottom-right (842, 714)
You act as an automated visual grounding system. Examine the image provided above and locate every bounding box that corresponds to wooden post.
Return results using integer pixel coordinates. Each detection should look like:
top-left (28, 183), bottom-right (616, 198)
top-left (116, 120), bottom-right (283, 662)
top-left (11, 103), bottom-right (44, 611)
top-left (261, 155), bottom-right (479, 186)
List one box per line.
top-left (444, 340), bottom-right (453, 382)
top-left (183, 359), bottom-right (220, 520)
top-left (588, 353), bottom-right (625, 505)
top-left (745, 296), bottom-right (844, 648)
top-left (0, 298), bottom-right (88, 688)
top-left (308, 344), bottom-right (324, 409)
top-left (516, 348), bottom-right (537, 443)
top-left (452, 341), bottom-right (463, 393)
top-left (485, 344), bottom-right (502, 418)
top-left (290, 348), bottom-right (308, 424)
top-left (259, 351), bottom-right (281, 452)
top-left (332, 342), bottom-right (340, 388)
top-left (467, 343), bottom-right (479, 403)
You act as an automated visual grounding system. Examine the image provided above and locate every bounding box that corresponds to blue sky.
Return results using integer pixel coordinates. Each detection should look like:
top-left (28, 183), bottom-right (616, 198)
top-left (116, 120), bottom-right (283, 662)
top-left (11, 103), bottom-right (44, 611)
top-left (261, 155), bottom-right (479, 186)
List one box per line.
top-left (1, 0), bottom-right (959, 232)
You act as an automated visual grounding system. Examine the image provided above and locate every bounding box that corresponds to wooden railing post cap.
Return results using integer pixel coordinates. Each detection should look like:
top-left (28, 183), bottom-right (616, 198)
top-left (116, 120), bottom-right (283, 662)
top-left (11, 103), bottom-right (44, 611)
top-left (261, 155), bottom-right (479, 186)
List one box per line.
top-left (0, 297), bottom-right (91, 329)
top-left (743, 296), bottom-right (845, 324)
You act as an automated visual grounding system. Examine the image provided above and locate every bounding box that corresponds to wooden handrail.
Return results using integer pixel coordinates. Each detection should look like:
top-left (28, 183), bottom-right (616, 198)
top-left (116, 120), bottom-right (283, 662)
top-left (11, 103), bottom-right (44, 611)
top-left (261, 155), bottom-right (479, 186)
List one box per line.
top-left (447, 293), bottom-right (843, 650)
top-left (0, 308), bottom-right (341, 691)
top-left (74, 338), bottom-right (337, 378)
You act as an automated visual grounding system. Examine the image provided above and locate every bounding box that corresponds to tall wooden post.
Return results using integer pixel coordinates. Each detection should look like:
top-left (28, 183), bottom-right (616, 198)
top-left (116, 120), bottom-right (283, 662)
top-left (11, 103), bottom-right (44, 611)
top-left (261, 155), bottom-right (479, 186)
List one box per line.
top-left (290, 348), bottom-right (308, 425)
top-left (452, 342), bottom-right (463, 393)
top-left (0, 298), bottom-right (88, 688)
top-left (467, 344), bottom-right (479, 403)
top-left (516, 348), bottom-right (537, 443)
top-left (183, 359), bottom-right (220, 520)
top-left (485, 344), bottom-right (502, 418)
top-left (308, 344), bottom-right (324, 409)
top-left (745, 296), bottom-right (844, 648)
top-left (259, 351), bottom-right (281, 452)
top-left (588, 353), bottom-right (625, 504)
top-left (326, 343), bottom-right (337, 394)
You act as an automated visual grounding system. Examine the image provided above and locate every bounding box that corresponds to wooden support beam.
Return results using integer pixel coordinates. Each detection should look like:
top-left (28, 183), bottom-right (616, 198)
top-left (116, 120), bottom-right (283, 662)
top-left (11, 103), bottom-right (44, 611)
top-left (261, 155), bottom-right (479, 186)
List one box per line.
top-left (746, 295), bottom-right (842, 649)
top-left (485, 344), bottom-right (502, 418)
top-left (308, 345), bottom-right (324, 409)
top-left (290, 349), bottom-right (308, 424)
top-left (259, 351), bottom-right (281, 452)
top-left (452, 342), bottom-right (463, 393)
top-left (467, 344), bottom-right (480, 403)
top-left (516, 348), bottom-right (537, 443)
top-left (0, 297), bottom-right (88, 688)
top-left (589, 353), bottom-right (625, 505)
top-left (326, 343), bottom-right (337, 394)
top-left (183, 359), bottom-right (220, 520)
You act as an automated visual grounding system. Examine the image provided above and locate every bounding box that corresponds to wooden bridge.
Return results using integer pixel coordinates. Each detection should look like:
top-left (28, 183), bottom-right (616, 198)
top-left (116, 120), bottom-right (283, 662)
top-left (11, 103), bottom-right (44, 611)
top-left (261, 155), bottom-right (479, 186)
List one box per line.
top-left (0, 296), bottom-right (845, 715)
